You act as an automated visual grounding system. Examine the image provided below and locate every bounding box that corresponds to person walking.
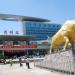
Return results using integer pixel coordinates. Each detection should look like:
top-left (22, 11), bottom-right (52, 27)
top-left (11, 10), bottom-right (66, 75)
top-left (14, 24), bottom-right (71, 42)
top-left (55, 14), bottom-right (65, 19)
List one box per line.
top-left (19, 57), bottom-right (23, 67)
top-left (3, 58), bottom-right (6, 64)
top-left (26, 59), bottom-right (30, 69)
top-left (9, 58), bottom-right (13, 66)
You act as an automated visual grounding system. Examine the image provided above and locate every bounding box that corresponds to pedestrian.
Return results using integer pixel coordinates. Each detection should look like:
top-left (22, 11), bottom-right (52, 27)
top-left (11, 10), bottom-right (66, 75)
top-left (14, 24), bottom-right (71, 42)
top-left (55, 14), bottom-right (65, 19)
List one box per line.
top-left (19, 57), bottom-right (23, 67)
top-left (3, 58), bottom-right (6, 64)
top-left (26, 59), bottom-right (30, 69)
top-left (9, 58), bottom-right (13, 66)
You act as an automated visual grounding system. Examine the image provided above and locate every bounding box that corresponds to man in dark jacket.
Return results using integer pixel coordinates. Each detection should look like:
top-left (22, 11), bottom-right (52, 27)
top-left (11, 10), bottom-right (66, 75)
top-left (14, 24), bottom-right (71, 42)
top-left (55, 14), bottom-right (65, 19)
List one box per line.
top-left (26, 59), bottom-right (30, 69)
top-left (19, 57), bottom-right (23, 67)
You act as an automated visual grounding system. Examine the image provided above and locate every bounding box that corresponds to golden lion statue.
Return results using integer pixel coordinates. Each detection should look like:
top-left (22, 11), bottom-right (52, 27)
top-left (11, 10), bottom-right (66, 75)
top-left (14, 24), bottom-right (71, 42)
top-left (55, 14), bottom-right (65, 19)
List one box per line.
top-left (50, 20), bottom-right (75, 53)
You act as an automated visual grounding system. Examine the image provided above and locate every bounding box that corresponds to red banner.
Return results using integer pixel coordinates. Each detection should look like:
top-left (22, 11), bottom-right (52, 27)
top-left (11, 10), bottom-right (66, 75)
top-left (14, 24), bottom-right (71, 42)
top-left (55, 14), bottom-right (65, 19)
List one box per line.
top-left (0, 45), bottom-right (37, 49)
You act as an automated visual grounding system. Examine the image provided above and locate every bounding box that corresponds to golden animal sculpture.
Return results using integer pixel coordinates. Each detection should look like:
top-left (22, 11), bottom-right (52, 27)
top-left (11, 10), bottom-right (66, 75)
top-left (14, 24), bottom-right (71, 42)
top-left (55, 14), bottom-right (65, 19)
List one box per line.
top-left (50, 20), bottom-right (75, 53)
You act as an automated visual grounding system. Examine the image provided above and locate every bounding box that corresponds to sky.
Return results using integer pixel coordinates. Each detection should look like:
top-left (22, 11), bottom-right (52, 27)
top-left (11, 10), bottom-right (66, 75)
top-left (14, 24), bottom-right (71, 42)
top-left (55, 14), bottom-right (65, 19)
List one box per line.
top-left (0, 0), bottom-right (75, 35)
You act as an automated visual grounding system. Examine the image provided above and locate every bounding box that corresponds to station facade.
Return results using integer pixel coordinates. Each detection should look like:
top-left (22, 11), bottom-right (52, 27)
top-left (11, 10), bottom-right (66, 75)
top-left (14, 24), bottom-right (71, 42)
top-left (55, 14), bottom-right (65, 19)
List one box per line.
top-left (0, 35), bottom-right (48, 59)
top-left (0, 14), bottom-right (51, 59)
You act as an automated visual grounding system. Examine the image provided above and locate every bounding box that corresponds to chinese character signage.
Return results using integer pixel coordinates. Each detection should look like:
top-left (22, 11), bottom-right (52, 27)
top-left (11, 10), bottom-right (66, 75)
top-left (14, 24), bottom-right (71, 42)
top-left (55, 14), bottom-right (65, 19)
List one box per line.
top-left (4, 30), bottom-right (19, 35)
top-left (0, 45), bottom-right (37, 49)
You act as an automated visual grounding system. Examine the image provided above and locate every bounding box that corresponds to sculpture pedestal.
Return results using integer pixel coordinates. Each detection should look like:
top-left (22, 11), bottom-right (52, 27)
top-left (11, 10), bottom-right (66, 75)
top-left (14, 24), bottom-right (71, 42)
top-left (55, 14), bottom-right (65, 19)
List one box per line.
top-left (35, 49), bottom-right (75, 74)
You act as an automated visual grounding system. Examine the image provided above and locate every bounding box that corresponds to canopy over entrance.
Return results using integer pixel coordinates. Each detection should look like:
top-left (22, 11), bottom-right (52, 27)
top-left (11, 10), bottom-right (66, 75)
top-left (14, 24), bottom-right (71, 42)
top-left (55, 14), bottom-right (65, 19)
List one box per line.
top-left (0, 35), bottom-right (34, 41)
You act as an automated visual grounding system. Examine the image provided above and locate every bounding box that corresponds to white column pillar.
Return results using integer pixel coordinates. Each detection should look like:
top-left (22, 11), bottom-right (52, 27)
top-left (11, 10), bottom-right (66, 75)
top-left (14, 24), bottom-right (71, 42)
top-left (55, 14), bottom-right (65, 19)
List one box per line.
top-left (22, 21), bottom-right (27, 35)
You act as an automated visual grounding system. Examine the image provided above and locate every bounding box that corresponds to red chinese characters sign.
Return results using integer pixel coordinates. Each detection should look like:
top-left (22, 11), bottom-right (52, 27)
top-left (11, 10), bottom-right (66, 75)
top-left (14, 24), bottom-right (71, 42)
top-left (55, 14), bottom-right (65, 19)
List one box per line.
top-left (0, 45), bottom-right (37, 49)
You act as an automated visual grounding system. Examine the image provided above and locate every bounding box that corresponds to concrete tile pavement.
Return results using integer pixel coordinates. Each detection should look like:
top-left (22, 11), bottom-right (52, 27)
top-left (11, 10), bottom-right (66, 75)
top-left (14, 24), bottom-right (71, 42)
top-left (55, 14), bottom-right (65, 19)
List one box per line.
top-left (0, 63), bottom-right (68, 75)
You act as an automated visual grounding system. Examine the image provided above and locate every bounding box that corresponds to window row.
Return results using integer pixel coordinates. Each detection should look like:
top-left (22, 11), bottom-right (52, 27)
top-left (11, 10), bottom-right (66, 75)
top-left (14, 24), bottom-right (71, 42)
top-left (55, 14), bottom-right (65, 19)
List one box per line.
top-left (26, 27), bottom-right (60, 30)
top-left (26, 23), bottom-right (61, 28)
top-left (26, 30), bottom-right (57, 33)
top-left (26, 33), bottom-right (55, 36)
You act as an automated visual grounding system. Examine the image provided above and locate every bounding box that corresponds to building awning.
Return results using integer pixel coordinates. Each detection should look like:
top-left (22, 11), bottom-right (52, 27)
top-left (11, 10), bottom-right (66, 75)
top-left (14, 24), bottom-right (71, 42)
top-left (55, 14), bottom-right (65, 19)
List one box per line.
top-left (0, 35), bottom-right (34, 41)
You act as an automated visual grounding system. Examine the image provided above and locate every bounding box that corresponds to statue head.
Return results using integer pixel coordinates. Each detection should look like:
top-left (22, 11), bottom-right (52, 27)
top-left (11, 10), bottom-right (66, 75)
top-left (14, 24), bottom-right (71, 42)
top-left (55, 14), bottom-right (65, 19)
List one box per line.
top-left (49, 33), bottom-right (64, 53)
top-left (49, 38), bottom-right (59, 53)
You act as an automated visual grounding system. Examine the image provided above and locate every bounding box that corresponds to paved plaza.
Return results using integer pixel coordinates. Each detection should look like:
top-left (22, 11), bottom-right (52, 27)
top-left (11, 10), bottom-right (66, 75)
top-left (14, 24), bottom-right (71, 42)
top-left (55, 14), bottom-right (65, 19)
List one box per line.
top-left (0, 62), bottom-right (68, 75)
